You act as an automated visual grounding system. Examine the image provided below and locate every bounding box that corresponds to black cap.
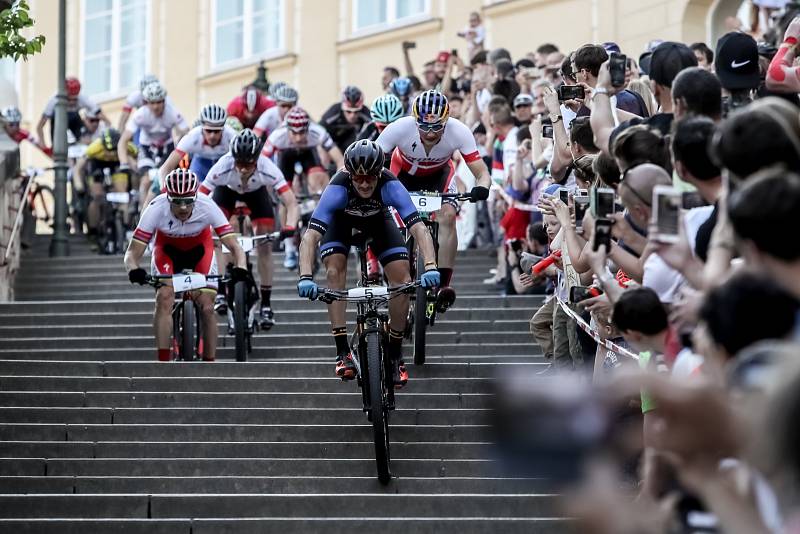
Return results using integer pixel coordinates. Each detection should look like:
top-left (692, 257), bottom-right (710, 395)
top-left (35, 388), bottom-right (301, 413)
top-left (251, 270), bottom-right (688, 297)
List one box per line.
top-left (715, 32), bottom-right (759, 90)
top-left (649, 42), bottom-right (698, 88)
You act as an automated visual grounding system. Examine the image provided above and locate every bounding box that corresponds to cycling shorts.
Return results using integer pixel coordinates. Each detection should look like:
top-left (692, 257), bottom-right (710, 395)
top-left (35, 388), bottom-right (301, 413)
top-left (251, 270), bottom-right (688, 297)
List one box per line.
top-left (138, 142), bottom-right (174, 171)
top-left (86, 159), bottom-right (124, 185)
top-left (151, 238), bottom-right (219, 291)
top-left (212, 185), bottom-right (275, 228)
top-left (320, 211), bottom-right (408, 266)
top-left (396, 159), bottom-right (459, 209)
top-left (275, 148), bottom-right (325, 185)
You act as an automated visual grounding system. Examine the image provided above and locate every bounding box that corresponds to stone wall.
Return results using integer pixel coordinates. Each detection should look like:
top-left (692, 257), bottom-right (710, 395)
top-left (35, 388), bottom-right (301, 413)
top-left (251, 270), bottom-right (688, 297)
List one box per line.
top-left (0, 131), bottom-right (21, 301)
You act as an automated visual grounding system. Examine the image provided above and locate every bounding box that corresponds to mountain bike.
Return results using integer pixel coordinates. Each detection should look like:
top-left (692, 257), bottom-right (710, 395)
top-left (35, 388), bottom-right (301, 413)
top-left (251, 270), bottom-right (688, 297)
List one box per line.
top-left (146, 272), bottom-right (223, 361)
top-left (314, 233), bottom-right (417, 484)
top-left (404, 191), bottom-right (471, 365)
top-left (97, 168), bottom-right (132, 255)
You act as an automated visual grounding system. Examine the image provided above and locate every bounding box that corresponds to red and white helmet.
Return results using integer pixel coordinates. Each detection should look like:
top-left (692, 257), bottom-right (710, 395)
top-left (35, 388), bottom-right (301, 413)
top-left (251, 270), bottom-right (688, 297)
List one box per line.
top-left (65, 77), bottom-right (81, 97)
top-left (164, 169), bottom-right (199, 199)
top-left (285, 106), bottom-right (310, 133)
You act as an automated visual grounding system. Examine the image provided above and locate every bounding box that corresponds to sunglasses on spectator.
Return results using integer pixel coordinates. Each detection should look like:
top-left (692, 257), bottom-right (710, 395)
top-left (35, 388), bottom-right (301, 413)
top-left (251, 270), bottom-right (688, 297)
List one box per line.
top-left (351, 174), bottom-right (378, 184)
top-left (417, 123), bottom-right (445, 133)
top-left (169, 197), bottom-right (196, 206)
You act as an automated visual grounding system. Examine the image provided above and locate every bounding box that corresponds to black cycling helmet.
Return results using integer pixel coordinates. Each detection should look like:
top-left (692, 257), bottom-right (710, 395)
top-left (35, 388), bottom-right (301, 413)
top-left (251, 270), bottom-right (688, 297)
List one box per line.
top-left (102, 128), bottom-right (121, 152)
top-left (342, 85), bottom-right (364, 109)
top-left (230, 128), bottom-right (261, 163)
top-left (344, 139), bottom-right (385, 176)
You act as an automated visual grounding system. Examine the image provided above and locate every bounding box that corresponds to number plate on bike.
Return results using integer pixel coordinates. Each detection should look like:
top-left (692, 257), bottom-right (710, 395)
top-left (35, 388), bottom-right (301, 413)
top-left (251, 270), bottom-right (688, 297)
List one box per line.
top-left (106, 191), bottom-right (130, 204)
top-left (409, 193), bottom-right (442, 213)
top-left (172, 273), bottom-right (207, 292)
top-left (222, 236), bottom-right (255, 254)
top-left (347, 286), bottom-right (389, 299)
top-left (68, 145), bottom-right (87, 159)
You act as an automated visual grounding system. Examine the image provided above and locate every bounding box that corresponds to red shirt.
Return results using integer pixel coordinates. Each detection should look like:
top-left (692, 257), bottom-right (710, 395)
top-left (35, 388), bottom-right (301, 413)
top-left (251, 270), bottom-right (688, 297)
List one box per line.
top-left (226, 94), bottom-right (275, 129)
top-left (10, 128), bottom-right (52, 157)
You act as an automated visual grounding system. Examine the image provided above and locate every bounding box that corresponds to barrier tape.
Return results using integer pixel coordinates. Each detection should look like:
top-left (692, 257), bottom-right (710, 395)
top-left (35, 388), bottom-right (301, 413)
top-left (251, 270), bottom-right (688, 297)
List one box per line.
top-left (555, 297), bottom-right (640, 361)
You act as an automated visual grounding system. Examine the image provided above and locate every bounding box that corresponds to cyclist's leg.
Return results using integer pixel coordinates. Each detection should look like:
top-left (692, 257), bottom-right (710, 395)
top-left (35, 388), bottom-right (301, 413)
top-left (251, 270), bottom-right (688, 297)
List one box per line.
top-left (320, 216), bottom-right (355, 377)
top-left (210, 187), bottom-right (236, 312)
top-left (86, 163), bottom-right (105, 236)
top-left (303, 146), bottom-right (329, 195)
top-left (192, 244), bottom-right (219, 361)
top-left (151, 245), bottom-right (176, 361)
top-left (276, 153), bottom-right (299, 267)
top-left (138, 145), bottom-right (156, 205)
top-left (244, 186), bottom-right (277, 325)
top-left (435, 161), bottom-right (459, 288)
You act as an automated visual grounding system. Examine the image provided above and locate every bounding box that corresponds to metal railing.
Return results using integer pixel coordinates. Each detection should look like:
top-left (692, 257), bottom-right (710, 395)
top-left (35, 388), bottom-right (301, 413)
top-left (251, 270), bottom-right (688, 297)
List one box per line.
top-left (1, 168), bottom-right (38, 265)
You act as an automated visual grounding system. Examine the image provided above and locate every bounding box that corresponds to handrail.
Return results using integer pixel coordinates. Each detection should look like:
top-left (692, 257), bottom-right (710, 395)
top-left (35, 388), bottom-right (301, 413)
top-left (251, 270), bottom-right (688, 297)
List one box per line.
top-left (2, 168), bottom-right (42, 265)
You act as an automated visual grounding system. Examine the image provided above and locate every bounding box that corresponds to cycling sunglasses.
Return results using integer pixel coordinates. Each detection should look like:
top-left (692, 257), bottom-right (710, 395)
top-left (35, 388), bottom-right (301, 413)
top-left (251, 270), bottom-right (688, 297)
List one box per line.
top-left (169, 196), bottom-right (196, 206)
top-left (351, 174), bottom-right (378, 185)
top-left (417, 122), bottom-right (445, 133)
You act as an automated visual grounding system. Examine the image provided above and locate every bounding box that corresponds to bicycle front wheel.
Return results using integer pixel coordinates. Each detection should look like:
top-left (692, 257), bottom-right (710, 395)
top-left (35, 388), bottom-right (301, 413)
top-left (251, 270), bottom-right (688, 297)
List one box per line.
top-left (181, 299), bottom-right (196, 361)
top-left (366, 330), bottom-right (391, 484)
top-left (233, 281), bottom-right (247, 362)
top-left (413, 253), bottom-right (427, 366)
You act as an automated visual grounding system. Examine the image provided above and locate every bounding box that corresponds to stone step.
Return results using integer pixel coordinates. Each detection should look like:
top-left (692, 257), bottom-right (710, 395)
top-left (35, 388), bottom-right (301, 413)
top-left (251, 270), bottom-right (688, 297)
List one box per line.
top-left (14, 288), bottom-right (504, 300)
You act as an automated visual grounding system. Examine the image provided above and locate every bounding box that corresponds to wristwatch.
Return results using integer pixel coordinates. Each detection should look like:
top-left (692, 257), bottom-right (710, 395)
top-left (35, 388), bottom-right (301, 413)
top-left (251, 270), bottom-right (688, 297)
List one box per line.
top-left (549, 113), bottom-right (562, 123)
top-left (593, 87), bottom-right (609, 98)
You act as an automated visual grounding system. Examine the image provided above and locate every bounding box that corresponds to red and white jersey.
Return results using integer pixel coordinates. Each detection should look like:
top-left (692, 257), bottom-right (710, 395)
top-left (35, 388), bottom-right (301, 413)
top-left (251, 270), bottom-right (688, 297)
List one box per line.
top-left (200, 153), bottom-right (290, 195)
top-left (175, 125), bottom-right (237, 160)
top-left (253, 106), bottom-right (284, 137)
top-left (126, 104), bottom-right (188, 147)
top-left (376, 116), bottom-right (481, 176)
top-left (42, 93), bottom-right (97, 117)
top-left (262, 123), bottom-right (335, 157)
top-left (132, 193), bottom-right (233, 246)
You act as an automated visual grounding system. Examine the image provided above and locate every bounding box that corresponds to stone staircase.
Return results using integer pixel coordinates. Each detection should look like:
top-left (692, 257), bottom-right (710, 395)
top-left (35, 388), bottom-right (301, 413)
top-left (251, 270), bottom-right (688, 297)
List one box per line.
top-left (0, 236), bottom-right (564, 533)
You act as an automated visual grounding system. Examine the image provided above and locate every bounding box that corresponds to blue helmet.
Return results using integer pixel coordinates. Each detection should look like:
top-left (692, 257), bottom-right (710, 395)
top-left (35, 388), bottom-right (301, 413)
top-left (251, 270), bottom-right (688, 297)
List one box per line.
top-left (389, 77), bottom-right (412, 98)
top-left (412, 90), bottom-right (449, 126)
top-left (370, 94), bottom-right (404, 124)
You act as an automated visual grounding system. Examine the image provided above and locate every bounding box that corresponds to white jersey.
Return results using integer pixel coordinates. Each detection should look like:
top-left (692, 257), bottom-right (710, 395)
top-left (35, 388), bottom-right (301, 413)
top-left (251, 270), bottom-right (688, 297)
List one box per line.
top-left (253, 107), bottom-right (284, 137)
top-left (263, 123), bottom-right (335, 157)
top-left (200, 153), bottom-right (291, 195)
top-left (376, 116), bottom-right (481, 176)
top-left (123, 90), bottom-right (175, 112)
top-left (176, 125), bottom-right (237, 160)
top-left (132, 193), bottom-right (233, 245)
top-left (126, 103), bottom-right (188, 147)
top-left (42, 93), bottom-right (97, 117)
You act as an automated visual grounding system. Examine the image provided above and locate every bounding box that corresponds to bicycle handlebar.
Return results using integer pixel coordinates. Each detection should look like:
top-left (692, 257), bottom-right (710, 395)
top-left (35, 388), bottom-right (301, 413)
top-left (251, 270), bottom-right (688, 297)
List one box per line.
top-left (315, 282), bottom-right (419, 304)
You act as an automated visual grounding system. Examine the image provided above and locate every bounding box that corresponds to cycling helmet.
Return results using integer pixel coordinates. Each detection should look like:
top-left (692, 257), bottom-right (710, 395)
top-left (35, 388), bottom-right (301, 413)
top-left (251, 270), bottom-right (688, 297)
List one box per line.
top-left (370, 94), bottom-right (404, 124)
top-left (389, 77), bottom-right (412, 98)
top-left (273, 84), bottom-right (298, 104)
top-left (344, 139), bottom-right (385, 176)
top-left (65, 77), bottom-right (81, 97)
top-left (243, 87), bottom-right (260, 112)
top-left (164, 168), bottom-right (199, 199)
top-left (269, 81), bottom-right (287, 99)
top-left (84, 107), bottom-right (102, 120)
top-left (200, 103), bottom-right (227, 129)
top-left (142, 82), bottom-right (167, 103)
top-left (1, 106), bottom-right (22, 123)
top-left (285, 106), bottom-right (310, 133)
top-left (101, 128), bottom-right (121, 152)
top-left (139, 74), bottom-right (158, 91)
top-left (226, 116), bottom-right (244, 132)
top-left (342, 85), bottom-right (364, 109)
top-left (230, 128), bottom-right (262, 163)
top-left (412, 90), bottom-right (449, 126)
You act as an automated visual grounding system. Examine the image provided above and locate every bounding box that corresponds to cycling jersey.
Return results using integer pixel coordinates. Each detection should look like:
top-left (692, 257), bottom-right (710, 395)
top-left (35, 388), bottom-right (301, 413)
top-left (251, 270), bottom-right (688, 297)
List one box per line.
top-left (319, 103), bottom-right (371, 153)
top-left (263, 123), bottom-right (335, 157)
top-left (175, 125), bottom-right (237, 160)
top-left (356, 122), bottom-right (381, 143)
top-left (376, 116), bottom-right (481, 176)
top-left (42, 94), bottom-right (97, 117)
top-left (85, 138), bottom-right (138, 163)
top-left (133, 193), bottom-right (233, 245)
top-left (8, 128), bottom-right (52, 157)
top-left (199, 153), bottom-right (290, 196)
top-left (126, 104), bottom-right (188, 147)
top-left (227, 94), bottom-right (274, 130)
top-left (252, 107), bottom-right (284, 138)
top-left (122, 91), bottom-right (175, 113)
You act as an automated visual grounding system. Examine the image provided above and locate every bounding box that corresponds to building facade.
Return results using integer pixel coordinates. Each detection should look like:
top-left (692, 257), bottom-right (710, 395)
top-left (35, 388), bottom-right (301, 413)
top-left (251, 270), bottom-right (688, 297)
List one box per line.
top-left (8, 0), bottom-right (742, 167)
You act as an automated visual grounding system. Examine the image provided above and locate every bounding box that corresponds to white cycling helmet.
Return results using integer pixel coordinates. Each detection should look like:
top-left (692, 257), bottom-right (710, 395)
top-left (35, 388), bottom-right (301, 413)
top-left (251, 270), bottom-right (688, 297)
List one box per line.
top-left (142, 82), bottom-right (167, 103)
top-left (1, 106), bottom-right (22, 123)
top-left (139, 74), bottom-right (159, 91)
top-left (273, 84), bottom-right (298, 104)
top-left (199, 103), bottom-right (227, 129)
top-left (164, 169), bottom-right (199, 199)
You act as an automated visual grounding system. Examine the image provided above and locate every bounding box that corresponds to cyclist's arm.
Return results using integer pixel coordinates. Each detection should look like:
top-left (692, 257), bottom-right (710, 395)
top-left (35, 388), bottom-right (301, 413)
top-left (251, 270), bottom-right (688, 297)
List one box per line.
top-left (279, 188), bottom-right (299, 229)
top-left (97, 109), bottom-right (111, 127)
top-left (118, 109), bottom-right (131, 131)
top-left (299, 228), bottom-right (322, 277)
top-left (36, 115), bottom-right (49, 149)
top-left (409, 221), bottom-right (437, 269)
top-left (118, 128), bottom-right (135, 167)
top-left (159, 149), bottom-right (184, 180)
top-left (465, 158), bottom-right (491, 190)
top-left (327, 145), bottom-right (344, 169)
top-left (124, 239), bottom-right (147, 272)
top-left (220, 234), bottom-right (247, 269)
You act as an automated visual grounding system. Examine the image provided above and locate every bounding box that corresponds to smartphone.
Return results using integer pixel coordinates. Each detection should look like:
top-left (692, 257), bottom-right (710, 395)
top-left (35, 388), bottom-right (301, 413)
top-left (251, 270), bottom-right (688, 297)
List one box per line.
top-left (590, 186), bottom-right (615, 219)
top-left (574, 189), bottom-right (590, 234)
top-left (557, 85), bottom-right (585, 101)
top-left (609, 53), bottom-right (627, 88)
top-left (652, 185), bottom-right (682, 243)
top-left (570, 285), bottom-right (604, 304)
top-left (558, 187), bottom-right (570, 205)
top-left (542, 124), bottom-right (554, 138)
top-left (593, 218), bottom-right (613, 251)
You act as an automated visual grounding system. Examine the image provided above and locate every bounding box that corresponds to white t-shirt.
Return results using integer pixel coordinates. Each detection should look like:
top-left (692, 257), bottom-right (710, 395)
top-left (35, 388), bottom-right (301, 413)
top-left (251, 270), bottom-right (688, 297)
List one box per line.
top-left (200, 153), bottom-right (290, 195)
top-left (376, 116), bottom-right (481, 176)
top-left (502, 126), bottom-right (520, 183)
top-left (263, 123), bottom-right (334, 156)
top-left (175, 125), bottom-right (237, 160)
top-left (126, 104), bottom-right (188, 147)
top-left (42, 94), bottom-right (97, 117)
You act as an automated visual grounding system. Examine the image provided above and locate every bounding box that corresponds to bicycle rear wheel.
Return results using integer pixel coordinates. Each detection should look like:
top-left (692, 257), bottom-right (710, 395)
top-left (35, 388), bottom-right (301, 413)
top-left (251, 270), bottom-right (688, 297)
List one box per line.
top-left (366, 330), bottom-right (391, 484)
top-left (413, 253), bottom-right (427, 366)
top-left (233, 281), bottom-right (247, 362)
top-left (181, 299), bottom-right (196, 361)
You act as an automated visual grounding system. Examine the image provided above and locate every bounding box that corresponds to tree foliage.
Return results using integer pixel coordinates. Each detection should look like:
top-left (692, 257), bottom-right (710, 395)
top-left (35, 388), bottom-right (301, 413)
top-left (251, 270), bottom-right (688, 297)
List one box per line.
top-left (0, 1), bottom-right (45, 61)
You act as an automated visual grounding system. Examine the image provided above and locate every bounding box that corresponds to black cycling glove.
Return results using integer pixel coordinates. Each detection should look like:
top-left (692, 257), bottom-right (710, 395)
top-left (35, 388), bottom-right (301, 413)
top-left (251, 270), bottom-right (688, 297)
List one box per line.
top-left (470, 185), bottom-right (490, 202)
top-left (128, 268), bottom-right (147, 285)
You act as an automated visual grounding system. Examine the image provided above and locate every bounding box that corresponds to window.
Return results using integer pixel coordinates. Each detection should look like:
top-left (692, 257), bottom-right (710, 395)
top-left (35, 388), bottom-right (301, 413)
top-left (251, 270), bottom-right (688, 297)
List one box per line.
top-left (353, 0), bottom-right (429, 32)
top-left (213, 0), bottom-right (283, 67)
top-left (82, 0), bottom-right (149, 97)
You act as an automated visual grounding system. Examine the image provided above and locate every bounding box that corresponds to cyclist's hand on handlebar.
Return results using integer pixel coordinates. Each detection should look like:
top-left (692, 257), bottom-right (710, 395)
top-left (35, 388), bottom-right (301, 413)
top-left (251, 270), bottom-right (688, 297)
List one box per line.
top-left (420, 269), bottom-right (440, 288)
top-left (128, 268), bottom-right (147, 285)
top-left (279, 226), bottom-right (296, 240)
top-left (231, 267), bottom-right (250, 284)
top-left (469, 185), bottom-right (490, 202)
top-left (297, 277), bottom-right (318, 299)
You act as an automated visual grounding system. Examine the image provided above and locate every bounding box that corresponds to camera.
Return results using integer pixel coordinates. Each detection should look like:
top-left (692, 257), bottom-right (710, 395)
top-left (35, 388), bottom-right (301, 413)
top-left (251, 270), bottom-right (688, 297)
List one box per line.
top-left (542, 124), bottom-right (554, 139)
top-left (558, 187), bottom-right (570, 205)
top-left (652, 185), bottom-right (681, 243)
top-left (590, 186), bottom-right (615, 219)
top-left (574, 189), bottom-right (590, 234)
top-left (557, 85), bottom-right (585, 101)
